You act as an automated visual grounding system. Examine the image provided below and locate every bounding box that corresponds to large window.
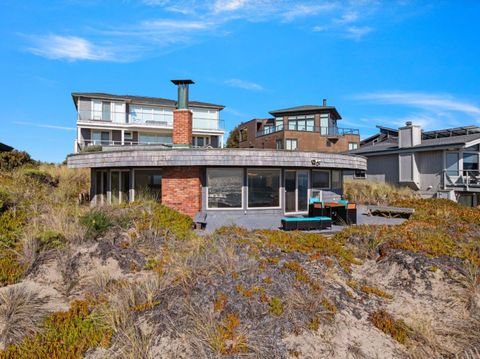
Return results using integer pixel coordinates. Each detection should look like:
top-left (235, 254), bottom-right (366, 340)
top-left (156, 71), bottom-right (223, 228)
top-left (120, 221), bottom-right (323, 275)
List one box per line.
top-left (288, 115), bottom-right (314, 131)
top-left (247, 169), bottom-right (280, 208)
top-left (446, 152), bottom-right (459, 176)
top-left (275, 117), bottom-right (284, 130)
top-left (139, 133), bottom-right (172, 145)
top-left (207, 168), bottom-right (243, 209)
top-left (312, 170), bottom-right (330, 189)
top-left (135, 170), bottom-right (161, 202)
top-left (463, 152), bottom-right (479, 171)
top-left (286, 139), bottom-right (298, 151)
top-left (129, 105), bottom-right (173, 125)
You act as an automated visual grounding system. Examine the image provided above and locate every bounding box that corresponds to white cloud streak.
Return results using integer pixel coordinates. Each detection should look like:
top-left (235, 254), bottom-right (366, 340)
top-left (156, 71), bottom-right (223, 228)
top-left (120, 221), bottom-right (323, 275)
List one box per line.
top-left (356, 92), bottom-right (480, 116)
top-left (24, 1), bottom-right (413, 62)
top-left (13, 121), bottom-right (76, 131)
top-left (225, 78), bottom-right (264, 91)
top-left (26, 35), bottom-right (121, 62)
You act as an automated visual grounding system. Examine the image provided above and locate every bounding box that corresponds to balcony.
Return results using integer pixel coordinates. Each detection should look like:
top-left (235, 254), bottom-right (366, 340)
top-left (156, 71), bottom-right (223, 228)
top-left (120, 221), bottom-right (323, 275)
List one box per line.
top-left (256, 125), bottom-right (360, 137)
top-left (77, 110), bottom-right (224, 131)
top-left (74, 139), bottom-right (221, 153)
top-left (443, 170), bottom-right (480, 190)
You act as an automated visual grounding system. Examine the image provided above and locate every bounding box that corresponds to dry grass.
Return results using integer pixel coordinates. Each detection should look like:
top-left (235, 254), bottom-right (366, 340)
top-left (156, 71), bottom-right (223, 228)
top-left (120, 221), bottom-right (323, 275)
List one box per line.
top-left (0, 284), bottom-right (46, 347)
top-left (344, 180), bottom-right (417, 205)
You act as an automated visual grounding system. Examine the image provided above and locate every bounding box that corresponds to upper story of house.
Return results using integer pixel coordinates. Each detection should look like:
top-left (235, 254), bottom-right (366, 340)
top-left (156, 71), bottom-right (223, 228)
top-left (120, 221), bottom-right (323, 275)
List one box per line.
top-left (73, 91), bottom-right (225, 152)
top-left (237, 100), bottom-right (360, 153)
top-left (351, 123), bottom-right (480, 193)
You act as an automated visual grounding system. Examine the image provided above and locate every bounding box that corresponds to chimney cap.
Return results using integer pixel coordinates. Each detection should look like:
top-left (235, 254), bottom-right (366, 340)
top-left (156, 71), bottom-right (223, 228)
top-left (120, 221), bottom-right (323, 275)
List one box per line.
top-left (171, 79), bottom-right (194, 85)
top-left (323, 99), bottom-right (327, 106)
top-left (405, 121), bottom-right (412, 126)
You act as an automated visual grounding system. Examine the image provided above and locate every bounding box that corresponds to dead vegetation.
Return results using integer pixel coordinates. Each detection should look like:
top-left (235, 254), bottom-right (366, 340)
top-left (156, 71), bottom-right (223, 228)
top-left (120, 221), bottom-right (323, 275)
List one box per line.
top-left (0, 165), bottom-right (479, 358)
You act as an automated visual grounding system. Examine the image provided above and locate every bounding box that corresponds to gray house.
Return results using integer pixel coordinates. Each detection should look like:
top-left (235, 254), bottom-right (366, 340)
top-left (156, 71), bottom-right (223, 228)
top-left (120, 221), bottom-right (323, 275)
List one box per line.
top-left (348, 122), bottom-right (480, 207)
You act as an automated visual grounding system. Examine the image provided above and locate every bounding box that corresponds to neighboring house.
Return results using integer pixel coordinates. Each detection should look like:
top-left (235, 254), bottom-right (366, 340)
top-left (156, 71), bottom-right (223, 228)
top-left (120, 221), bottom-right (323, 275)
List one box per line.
top-left (238, 100), bottom-right (360, 153)
top-left (73, 85), bottom-right (225, 153)
top-left (0, 143), bottom-right (13, 152)
top-left (348, 122), bottom-right (480, 206)
top-left (68, 81), bottom-right (366, 218)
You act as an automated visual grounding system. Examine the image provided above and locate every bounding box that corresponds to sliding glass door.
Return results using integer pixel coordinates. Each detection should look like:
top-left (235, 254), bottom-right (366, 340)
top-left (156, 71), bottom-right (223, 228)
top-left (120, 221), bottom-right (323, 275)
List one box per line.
top-left (285, 170), bottom-right (309, 213)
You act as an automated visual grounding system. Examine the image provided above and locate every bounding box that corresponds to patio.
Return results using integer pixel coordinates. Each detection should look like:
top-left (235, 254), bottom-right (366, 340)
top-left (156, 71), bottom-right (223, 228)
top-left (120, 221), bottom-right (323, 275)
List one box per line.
top-left (202, 205), bottom-right (407, 234)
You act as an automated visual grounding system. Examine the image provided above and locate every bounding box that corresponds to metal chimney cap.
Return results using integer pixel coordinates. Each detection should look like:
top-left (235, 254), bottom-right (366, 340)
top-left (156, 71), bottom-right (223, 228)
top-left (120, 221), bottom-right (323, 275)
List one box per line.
top-left (405, 121), bottom-right (413, 126)
top-left (171, 79), bottom-right (194, 85)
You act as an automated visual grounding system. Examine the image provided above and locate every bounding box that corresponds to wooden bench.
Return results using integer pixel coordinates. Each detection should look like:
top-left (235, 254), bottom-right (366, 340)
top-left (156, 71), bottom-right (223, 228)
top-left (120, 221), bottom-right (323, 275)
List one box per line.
top-left (366, 206), bottom-right (415, 218)
top-left (193, 212), bottom-right (208, 230)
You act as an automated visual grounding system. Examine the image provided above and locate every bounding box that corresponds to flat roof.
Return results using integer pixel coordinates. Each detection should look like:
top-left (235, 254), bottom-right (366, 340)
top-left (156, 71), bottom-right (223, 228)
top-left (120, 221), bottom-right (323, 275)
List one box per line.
top-left (71, 92), bottom-right (225, 110)
top-left (67, 147), bottom-right (366, 171)
top-left (269, 105), bottom-right (341, 119)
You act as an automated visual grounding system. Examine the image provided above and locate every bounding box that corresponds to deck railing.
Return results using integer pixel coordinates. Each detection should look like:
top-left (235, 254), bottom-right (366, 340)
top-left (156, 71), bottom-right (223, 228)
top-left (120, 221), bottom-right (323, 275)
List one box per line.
top-left (77, 110), bottom-right (224, 130)
top-left (74, 139), bottom-right (220, 153)
top-left (443, 169), bottom-right (480, 189)
top-left (256, 125), bottom-right (359, 137)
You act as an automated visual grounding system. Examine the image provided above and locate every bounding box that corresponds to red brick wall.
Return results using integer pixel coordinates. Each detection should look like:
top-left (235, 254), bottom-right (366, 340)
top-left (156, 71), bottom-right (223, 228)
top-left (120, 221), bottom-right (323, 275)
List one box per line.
top-left (173, 109), bottom-right (193, 145)
top-left (161, 167), bottom-right (202, 217)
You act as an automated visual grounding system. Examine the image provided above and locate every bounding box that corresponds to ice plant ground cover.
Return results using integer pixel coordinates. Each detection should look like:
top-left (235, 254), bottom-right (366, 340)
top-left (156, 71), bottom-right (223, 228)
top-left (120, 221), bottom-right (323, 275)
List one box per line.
top-left (0, 162), bottom-right (478, 358)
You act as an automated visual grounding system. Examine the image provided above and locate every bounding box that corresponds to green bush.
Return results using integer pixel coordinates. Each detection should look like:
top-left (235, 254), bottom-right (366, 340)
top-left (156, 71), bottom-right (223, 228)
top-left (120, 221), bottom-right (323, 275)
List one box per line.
top-left (146, 204), bottom-right (194, 240)
top-left (79, 210), bottom-right (113, 239)
top-left (0, 190), bottom-right (11, 212)
top-left (38, 230), bottom-right (65, 250)
top-left (22, 169), bottom-right (59, 187)
top-left (81, 145), bottom-right (102, 153)
top-left (0, 151), bottom-right (33, 171)
top-left (0, 209), bottom-right (25, 247)
top-left (0, 300), bottom-right (111, 358)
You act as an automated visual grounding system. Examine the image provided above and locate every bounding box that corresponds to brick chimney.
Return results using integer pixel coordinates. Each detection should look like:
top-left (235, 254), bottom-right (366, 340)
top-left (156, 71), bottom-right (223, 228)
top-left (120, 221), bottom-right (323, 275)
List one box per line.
top-left (171, 79), bottom-right (194, 147)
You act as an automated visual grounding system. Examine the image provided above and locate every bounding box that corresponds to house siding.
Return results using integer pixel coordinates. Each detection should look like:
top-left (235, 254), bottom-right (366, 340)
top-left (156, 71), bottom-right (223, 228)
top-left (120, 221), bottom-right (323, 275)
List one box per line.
top-left (416, 150), bottom-right (444, 191)
top-left (365, 154), bottom-right (400, 185)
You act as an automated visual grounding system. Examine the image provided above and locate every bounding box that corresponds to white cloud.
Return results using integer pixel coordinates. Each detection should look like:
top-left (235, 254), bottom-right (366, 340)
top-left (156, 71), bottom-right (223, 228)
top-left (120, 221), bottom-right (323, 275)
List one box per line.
top-left (225, 78), bottom-right (264, 91)
top-left (213, 0), bottom-right (248, 13)
top-left (343, 26), bottom-right (374, 40)
top-left (13, 121), bottom-right (76, 131)
top-left (141, 19), bottom-right (211, 30)
top-left (282, 3), bottom-right (336, 21)
top-left (26, 35), bottom-right (120, 61)
top-left (356, 91), bottom-right (480, 116)
top-left (335, 11), bottom-right (359, 24)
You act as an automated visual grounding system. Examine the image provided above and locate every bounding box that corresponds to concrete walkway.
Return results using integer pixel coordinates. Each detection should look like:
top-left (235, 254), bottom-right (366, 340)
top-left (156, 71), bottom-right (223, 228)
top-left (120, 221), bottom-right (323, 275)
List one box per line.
top-left (203, 205), bottom-right (407, 234)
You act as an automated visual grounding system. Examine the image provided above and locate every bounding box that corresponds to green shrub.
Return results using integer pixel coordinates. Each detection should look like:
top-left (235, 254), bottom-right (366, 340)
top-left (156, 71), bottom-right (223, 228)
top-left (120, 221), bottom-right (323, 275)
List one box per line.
top-left (0, 252), bottom-right (25, 287)
top-left (0, 190), bottom-right (11, 212)
top-left (0, 151), bottom-right (33, 171)
top-left (22, 169), bottom-right (58, 187)
top-left (38, 230), bottom-right (65, 250)
top-left (79, 210), bottom-right (113, 239)
top-left (268, 297), bottom-right (284, 316)
top-left (0, 209), bottom-right (25, 247)
top-left (139, 204), bottom-right (194, 240)
top-left (81, 145), bottom-right (102, 153)
top-left (0, 300), bottom-right (111, 358)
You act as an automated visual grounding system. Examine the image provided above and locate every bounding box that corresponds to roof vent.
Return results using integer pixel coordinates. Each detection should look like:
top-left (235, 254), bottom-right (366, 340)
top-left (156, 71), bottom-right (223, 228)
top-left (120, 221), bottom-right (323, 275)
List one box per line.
top-left (171, 79), bottom-right (194, 110)
top-left (323, 99), bottom-right (327, 107)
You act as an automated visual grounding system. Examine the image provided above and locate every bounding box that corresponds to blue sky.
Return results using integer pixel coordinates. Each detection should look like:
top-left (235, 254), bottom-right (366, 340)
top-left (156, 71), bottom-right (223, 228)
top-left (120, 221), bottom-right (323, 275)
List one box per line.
top-left (1, 0), bottom-right (480, 163)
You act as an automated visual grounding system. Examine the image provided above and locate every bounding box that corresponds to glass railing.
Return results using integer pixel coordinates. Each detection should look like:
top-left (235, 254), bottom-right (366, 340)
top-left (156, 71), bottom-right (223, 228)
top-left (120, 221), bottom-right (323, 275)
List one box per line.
top-left (256, 125), bottom-right (359, 137)
top-left (78, 110), bottom-right (223, 130)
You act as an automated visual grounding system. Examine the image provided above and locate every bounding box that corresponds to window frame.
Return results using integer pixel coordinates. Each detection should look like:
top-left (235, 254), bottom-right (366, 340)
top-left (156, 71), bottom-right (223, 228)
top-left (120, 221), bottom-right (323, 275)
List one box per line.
top-left (206, 168), bottom-right (244, 210)
top-left (246, 168), bottom-right (282, 209)
top-left (286, 139), bottom-right (298, 151)
top-left (353, 170), bottom-right (367, 179)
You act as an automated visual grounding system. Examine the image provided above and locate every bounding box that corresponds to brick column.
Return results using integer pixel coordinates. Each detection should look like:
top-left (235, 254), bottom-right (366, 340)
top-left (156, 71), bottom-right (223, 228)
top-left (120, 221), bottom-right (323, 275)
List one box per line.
top-left (161, 167), bottom-right (202, 217)
top-left (173, 109), bottom-right (193, 146)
